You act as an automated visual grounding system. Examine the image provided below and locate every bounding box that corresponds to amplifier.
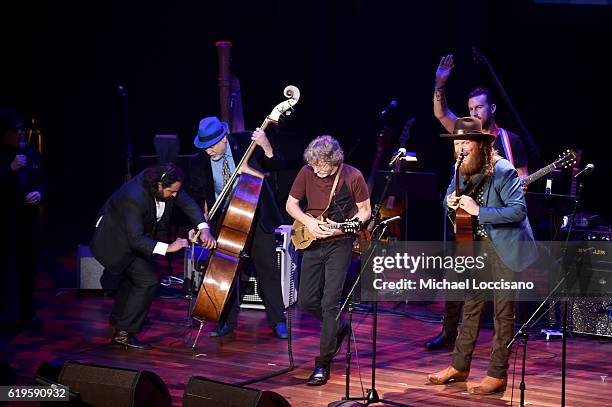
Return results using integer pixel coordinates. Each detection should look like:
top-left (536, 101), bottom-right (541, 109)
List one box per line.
top-left (184, 226), bottom-right (299, 310)
top-left (560, 225), bottom-right (612, 241)
top-left (571, 296), bottom-right (612, 338)
top-left (241, 225), bottom-right (299, 310)
top-left (564, 226), bottom-right (612, 337)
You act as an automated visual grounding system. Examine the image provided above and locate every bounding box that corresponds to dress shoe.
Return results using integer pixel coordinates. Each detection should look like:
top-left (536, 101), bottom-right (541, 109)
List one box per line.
top-left (424, 330), bottom-right (456, 351)
top-left (332, 323), bottom-right (351, 357)
top-left (273, 321), bottom-right (288, 339)
top-left (210, 322), bottom-right (235, 337)
top-left (427, 366), bottom-right (469, 385)
top-left (112, 331), bottom-right (152, 350)
top-left (306, 366), bottom-right (330, 386)
top-left (468, 376), bottom-right (507, 395)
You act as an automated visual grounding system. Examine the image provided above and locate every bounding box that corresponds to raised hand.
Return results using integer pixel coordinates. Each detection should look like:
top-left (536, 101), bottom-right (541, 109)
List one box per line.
top-left (435, 54), bottom-right (455, 86)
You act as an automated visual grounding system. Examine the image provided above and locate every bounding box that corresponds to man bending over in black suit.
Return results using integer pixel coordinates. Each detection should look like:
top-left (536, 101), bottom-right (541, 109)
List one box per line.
top-left (91, 163), bottom-right (216, 350)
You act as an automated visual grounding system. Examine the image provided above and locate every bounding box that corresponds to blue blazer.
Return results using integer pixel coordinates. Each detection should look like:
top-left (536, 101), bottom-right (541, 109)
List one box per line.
top-left (444, 159), bottom-right (538, 272)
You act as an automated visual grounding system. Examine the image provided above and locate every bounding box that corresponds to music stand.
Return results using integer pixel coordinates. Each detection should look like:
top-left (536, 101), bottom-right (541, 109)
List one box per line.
top-left (526, 192), bottom-right (575, 241)
top-left (370, 171), bottom-right (440, 241)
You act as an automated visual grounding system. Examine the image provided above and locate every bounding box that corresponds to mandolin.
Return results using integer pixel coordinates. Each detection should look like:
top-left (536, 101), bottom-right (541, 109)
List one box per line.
top-left (292, 215), bottom-right (362, 250)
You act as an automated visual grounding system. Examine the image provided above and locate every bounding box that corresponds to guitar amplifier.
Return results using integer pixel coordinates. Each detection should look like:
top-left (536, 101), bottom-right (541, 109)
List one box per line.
top-left (571, 296), bottom-right (612, 338)
top-left (565, 226), bottom-right (612, 337)
top-left (241, 225), bottom-right (299, 310)
top-left (184, 227), bottom-right (299, 309)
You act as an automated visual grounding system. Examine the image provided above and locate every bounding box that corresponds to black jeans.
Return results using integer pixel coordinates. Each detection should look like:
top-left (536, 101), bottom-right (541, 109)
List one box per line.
top-left (111, 257), bottom-right (159, 334)
top-left (298, 238), bottom-right (353, 368)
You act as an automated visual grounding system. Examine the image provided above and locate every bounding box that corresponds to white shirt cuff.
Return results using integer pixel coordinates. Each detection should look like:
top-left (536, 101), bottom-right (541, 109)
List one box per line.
top-left (153, 242), bottom-right (169, 256)
top-left (198, 222), bottom-right (209, 230)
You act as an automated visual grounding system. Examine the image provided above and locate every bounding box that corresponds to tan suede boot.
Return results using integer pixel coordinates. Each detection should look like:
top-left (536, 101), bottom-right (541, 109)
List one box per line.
top-left (468, 375), bottom-right (508, 395)
top-left (427, 366), bottom-right (469, 385)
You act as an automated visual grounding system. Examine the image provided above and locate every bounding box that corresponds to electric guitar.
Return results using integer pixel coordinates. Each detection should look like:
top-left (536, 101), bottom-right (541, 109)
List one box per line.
top-left (292, 215), bottom-right (362, 250)
top-left (522, 149), bottom-right (577, 187)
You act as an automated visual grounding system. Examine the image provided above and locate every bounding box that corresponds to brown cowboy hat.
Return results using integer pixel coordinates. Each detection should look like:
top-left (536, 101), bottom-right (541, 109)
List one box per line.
top-left (440, 117), bottom-right (496, 143)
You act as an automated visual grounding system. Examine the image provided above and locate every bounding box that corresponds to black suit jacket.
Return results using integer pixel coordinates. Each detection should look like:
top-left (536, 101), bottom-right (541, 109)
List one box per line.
top-left (184, 132), bottom-right (284, 234)
top-left (90, 171), bottom-right (205, 273)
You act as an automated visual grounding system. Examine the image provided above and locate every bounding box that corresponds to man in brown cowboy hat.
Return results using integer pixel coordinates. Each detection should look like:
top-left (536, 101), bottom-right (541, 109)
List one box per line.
top-left (427, 117), bottom-right (537, 395)
top-left (425, 54), bottom-right (533, 353)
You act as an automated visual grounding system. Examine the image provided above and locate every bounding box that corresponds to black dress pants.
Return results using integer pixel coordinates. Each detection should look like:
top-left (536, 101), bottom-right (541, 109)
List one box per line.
top-left (111, 257), bottom-right (159, 334)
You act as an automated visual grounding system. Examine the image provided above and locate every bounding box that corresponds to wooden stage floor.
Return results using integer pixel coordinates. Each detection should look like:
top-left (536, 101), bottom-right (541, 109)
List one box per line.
top-left (2, 260), bottom-right (612, 406)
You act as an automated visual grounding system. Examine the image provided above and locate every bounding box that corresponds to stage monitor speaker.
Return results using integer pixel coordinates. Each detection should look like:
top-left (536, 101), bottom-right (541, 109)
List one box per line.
top-left (57, 362), bottom-right (171, 407)
top-left (182, 376), bottom-right (290, 407)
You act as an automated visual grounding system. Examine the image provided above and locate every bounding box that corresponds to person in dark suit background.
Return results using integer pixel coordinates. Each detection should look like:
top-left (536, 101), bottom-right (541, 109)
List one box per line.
top-left (91, 163), bottom-right (215, 350)
top-left (0, 108), bottom-right (46, 329)
top-left (184, 116), bottom-right (288, 339)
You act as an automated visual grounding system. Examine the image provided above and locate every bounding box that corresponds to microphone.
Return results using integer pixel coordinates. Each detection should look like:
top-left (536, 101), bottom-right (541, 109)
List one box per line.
top-left (574, 163), bottom-right (595, 179)
top-left (379, 215), bottom-right (401, 226)
top-left (378, 99), bottom-right (398, 118)
top-left (388, 148), bottom-right (406, 167)
top-left (230, 92), bottom-right (237, 109)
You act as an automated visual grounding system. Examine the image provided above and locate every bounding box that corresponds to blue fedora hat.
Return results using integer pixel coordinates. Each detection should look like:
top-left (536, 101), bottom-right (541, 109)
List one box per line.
top-left (193, 117), bottom-right (229, 149)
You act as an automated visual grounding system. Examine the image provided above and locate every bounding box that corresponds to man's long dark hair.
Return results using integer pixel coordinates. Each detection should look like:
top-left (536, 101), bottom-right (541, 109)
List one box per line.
top-left (143, 163), bottom-right (184, 194)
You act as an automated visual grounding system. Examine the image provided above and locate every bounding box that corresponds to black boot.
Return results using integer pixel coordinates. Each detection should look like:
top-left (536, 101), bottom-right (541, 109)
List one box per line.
top-left (424, 329), bottom-right (456, 351)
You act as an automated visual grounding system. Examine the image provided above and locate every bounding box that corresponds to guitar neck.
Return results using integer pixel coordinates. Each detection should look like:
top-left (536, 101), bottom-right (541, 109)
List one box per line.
top-left (523, 163), bottom-right (555, 186)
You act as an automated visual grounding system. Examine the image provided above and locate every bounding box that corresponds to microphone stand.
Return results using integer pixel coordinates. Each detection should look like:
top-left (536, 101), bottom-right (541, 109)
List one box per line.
top-left (330, 161), bottom-right (411, 407)
top-left (507, 176), bottom-right (587, 406)
top-left (118, 85), bottom-right (132, 181)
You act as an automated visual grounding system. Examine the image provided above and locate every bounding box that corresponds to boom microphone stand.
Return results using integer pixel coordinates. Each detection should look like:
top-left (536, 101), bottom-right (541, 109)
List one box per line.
top-left (330, 153), bottom-right (411, 407)
top-left (118, 85), bottom-right (132, 182)
top-left (507, 167), bottom-right (592, 407)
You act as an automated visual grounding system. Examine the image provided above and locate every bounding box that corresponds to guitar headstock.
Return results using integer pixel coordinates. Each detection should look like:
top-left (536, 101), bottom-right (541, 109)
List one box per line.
top-left (397, 117), bottom-right (415, 148)
top-left (456, 148), bottom-right (467, 168)
top-left (553, 149), bottom-right (577, 169)
top-left (341, 219), bottom-right (362, 234)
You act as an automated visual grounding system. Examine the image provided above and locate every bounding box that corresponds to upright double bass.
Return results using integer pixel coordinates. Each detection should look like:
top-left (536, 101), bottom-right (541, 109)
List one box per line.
top-left (192, 86), bottom-right (300, 324)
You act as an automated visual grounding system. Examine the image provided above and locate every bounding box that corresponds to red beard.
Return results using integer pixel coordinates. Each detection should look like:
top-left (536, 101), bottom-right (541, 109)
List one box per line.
top-left (460, 151), bottom-right (485, 178)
